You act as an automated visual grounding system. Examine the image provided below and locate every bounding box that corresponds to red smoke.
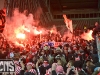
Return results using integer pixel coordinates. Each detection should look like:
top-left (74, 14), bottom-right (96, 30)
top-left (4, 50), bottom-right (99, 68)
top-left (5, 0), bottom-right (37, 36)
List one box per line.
top-left (81, 30), bottom-right (94, 41)
top-left (3, 8), bottom-right (43, 47)
top-left (63, 30), bottom-right (73, 41)
top-left (50, 25), bottom-right (57, 34)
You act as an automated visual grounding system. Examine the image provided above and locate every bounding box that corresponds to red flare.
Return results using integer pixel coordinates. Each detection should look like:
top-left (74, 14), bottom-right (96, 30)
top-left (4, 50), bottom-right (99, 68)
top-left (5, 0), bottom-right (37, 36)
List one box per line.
top-left (81, 30), bottom-right (94, 41)
top-left (16, 33), bottom-right (25, 39)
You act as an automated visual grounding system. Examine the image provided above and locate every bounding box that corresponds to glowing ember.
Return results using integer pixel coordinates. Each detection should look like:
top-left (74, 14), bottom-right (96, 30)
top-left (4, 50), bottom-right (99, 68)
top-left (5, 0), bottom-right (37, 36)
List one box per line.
top-left (34, 29), bottom-right (42, 35)
top-left (81, 30), bottom-right (94, 41)
top-left (15, 41), bottom-right (24, 47)
top-left (50, 30), bottom-right (53, 34)
top-left (22, 25), bottom-right (30, 32)
top-left (16, 33), bottom-right (25, 39)
top-left (24, 28), bottom-right (30, 32)
top-left (50, 25), bottom-right (57, 34)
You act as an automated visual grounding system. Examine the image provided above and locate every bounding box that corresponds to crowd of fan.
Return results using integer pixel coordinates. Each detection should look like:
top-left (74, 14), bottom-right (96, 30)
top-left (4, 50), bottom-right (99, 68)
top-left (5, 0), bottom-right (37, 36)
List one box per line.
top-left (0, 22), bottom-right (100, 75)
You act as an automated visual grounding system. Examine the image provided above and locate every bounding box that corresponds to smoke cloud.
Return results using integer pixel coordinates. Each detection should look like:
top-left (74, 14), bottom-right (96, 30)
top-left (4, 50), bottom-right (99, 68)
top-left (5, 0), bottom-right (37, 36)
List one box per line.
top-left (63, 30), bottom-right (73, 41)
top-left (3, 8), bottom-right (43, 47)
top-left (50, 25), bottom-right (57, 34)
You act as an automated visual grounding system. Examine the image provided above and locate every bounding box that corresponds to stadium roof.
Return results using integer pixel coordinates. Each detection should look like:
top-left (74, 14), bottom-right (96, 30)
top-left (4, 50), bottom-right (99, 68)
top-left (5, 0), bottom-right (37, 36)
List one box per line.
top-left (50, 0), bottom-right (98, 13)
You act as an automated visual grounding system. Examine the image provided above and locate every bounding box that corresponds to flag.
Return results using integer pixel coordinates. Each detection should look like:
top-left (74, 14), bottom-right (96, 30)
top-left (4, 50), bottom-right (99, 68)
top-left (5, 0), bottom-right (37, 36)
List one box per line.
top-left (68, 19), bottom-right (73, 33)
top-left (15, 66), bottom-right (21, 74)
top-left (63, 14), bottom-right (73, 33)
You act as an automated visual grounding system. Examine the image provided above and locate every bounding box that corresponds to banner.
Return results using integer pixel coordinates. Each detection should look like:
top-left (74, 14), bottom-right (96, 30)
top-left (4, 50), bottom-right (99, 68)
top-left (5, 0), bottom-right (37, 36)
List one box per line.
top-left (0, 59), bottom-right (15, 72)
top-left (42, 42), bottom-right (64, 47)
top-left (54, 42), bottom-right (63, 47)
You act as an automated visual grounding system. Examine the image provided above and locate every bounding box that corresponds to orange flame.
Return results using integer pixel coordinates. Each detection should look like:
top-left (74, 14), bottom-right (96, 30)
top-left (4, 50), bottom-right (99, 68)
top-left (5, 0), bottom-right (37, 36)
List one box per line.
top-left (23, 28), bottom-right (30, 32)
top-left (16, 33), bottom-right (26, 39)
top-left (81, 30), bottom-right (94, 41)
top-left (50, 30), bottom-right (53, 34)
top-left (22, 25), bottom-right (30, 32)
top-left (34, 29), bottom-right (42, 35)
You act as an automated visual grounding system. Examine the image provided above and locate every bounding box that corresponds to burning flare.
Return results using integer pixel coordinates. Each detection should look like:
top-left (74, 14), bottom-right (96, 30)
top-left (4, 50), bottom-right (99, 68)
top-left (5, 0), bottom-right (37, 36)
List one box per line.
top-left (3, 8), bottom-right (43, 47)
top-left (16, 33), bottom-right (25, 39)
top-left (81, 30), bottom-right (94, 41)
top-left (34, 29), bottom-right (42, 35)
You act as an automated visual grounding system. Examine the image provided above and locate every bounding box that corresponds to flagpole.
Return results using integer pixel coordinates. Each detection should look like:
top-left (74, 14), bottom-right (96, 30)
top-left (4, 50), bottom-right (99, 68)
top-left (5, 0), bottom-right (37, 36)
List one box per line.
top-left (96, 33), bottom-right (100, 62)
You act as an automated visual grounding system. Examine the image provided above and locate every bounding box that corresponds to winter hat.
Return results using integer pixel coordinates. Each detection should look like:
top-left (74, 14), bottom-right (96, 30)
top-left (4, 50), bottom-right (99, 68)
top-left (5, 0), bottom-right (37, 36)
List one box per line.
top-left (27, 62), bottom-right (34, 67)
